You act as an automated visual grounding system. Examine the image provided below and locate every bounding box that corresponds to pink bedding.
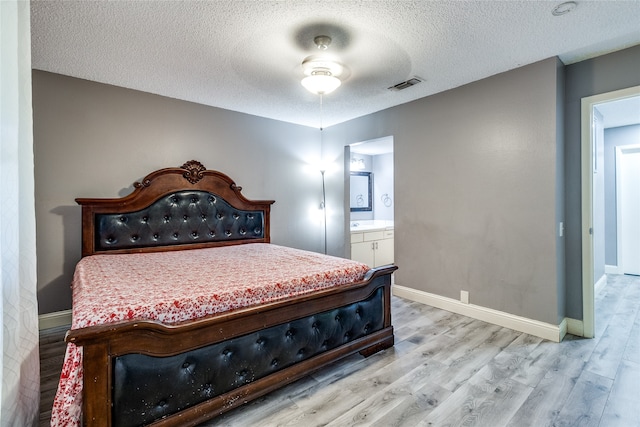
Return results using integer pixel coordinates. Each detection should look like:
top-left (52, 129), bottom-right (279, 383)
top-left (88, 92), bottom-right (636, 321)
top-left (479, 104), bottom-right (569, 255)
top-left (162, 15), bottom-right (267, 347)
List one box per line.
top-left (51, 243), bottom-right (369, 426)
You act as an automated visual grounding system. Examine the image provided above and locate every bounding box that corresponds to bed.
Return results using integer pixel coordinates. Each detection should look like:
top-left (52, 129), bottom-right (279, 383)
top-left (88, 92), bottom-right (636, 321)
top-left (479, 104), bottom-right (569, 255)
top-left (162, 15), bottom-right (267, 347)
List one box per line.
top-left (51, 160), bottom-right (397, 426)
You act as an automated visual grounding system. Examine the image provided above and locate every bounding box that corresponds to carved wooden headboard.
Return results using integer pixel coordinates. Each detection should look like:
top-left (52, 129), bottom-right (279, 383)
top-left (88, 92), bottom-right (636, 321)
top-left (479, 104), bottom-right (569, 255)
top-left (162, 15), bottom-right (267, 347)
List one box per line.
top-left (76, 160), bottom-right (275, 257)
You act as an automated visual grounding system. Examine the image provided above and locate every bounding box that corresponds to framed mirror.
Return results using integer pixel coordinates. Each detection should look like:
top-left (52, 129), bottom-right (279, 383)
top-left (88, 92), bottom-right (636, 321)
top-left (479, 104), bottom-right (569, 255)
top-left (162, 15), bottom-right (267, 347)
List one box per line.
top-left (350, 172), bottom-right (372, 212)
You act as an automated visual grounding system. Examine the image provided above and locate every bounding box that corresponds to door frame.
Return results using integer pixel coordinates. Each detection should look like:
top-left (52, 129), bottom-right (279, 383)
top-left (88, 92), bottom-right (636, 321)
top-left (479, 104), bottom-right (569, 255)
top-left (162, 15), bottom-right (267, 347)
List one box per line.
top-left (581, 85), bottom-right (640, 338)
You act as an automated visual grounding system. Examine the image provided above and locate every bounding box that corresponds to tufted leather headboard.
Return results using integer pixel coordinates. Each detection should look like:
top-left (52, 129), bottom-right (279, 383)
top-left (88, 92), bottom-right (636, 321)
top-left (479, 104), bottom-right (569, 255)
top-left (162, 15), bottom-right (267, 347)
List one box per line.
top-left (76, 161), bottom-right (275, 257)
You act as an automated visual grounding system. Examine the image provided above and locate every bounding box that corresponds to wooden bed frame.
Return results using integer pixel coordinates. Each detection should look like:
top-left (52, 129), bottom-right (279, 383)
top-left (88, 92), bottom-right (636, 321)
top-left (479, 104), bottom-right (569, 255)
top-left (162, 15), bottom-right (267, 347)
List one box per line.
top-left (66, 161), bottom-right (397, 427)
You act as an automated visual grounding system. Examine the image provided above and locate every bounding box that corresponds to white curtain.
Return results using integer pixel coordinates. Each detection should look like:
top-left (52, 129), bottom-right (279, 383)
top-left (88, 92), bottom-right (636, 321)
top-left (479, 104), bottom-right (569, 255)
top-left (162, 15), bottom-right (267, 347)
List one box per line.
top-left (0, 1), bottom-right (40, 426)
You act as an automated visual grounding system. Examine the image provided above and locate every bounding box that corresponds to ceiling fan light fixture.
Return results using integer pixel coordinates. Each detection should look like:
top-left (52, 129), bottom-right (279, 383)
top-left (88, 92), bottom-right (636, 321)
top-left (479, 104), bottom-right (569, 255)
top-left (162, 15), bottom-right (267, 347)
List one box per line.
top-left (301, 72), bottom-right (342, 95)
top-left (301, 54), bottom-right (344, 95)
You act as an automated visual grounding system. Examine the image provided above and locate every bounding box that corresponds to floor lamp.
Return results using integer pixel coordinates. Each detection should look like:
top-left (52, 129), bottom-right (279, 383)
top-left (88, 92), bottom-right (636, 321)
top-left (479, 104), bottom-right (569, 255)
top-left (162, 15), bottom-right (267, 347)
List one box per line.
top-left (320, 168), bottom-right (327, 254)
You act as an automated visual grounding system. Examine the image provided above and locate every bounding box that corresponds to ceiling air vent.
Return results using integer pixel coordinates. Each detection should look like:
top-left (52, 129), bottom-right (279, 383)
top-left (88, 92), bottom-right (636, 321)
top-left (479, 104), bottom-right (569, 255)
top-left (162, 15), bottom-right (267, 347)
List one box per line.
top-left (388, 77), bottom-right (422, 91)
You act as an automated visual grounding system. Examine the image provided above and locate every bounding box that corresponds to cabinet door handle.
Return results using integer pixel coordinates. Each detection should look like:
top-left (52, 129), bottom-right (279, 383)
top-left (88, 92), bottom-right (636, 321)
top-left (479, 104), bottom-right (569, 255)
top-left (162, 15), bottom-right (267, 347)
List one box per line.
top-left (371, 242), bottom-right (375, 250)
top-left (375, 242), bottom-right (379, 250)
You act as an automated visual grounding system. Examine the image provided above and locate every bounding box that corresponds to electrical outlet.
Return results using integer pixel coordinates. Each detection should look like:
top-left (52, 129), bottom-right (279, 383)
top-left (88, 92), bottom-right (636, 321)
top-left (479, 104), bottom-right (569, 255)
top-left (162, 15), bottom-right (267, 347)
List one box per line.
top-left (460, 290), bottom-right (469, 304)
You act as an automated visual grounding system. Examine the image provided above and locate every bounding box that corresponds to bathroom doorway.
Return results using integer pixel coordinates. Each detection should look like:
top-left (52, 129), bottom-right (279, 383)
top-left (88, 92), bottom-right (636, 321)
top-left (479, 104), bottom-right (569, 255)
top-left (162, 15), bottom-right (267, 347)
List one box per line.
top-left (345, 136), bottom-right (394, 265)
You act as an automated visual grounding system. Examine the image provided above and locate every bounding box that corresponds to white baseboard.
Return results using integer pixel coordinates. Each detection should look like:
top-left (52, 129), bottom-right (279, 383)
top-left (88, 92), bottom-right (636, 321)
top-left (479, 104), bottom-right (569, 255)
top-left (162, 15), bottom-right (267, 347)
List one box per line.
top-left (605, 265), bottom-right (622, 275)
top-left (558, 318), bottom-right (568, 342)
top-left (595, 274), bottom-right (607, 294)
top-left (39, 309), bottom-right (71, 330)
top-left (392, 284), bottom-right (564, 342)
top-left (565, 317), bottom-right (584, 337)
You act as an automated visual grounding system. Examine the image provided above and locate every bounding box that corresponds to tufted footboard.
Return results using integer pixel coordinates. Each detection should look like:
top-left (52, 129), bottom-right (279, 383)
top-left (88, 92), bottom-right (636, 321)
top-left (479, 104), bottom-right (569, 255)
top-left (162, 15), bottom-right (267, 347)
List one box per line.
top-left (112, 286), bottom-right (385, 427)
top-left (68, 265), bottom-right (396, 427)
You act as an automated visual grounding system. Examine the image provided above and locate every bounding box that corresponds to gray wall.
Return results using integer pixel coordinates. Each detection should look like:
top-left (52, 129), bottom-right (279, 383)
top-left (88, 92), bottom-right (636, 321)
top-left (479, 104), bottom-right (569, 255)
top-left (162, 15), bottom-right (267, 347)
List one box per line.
top-left (564, 44), bottom-right (640, 319)
top-left (32, 71), bottom-right (329, 314)
top-left (604, 124), bottom-right (640, 266)
top-left (554, 57), bottom-right (566, 322)
top-left (325, 57), bottom-right (564, 325)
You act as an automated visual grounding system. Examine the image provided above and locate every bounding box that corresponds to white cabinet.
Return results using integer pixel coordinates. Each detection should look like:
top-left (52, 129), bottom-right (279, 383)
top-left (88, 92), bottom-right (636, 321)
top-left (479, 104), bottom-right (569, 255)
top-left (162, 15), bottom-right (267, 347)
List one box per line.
top-left (351, 229), bottom-right (394, 267)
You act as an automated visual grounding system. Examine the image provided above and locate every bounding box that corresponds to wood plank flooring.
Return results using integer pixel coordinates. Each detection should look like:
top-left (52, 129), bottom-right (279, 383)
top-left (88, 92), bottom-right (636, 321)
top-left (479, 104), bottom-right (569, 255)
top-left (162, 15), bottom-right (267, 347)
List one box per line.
top-left (40, 274), bottom-right (640, 426)
top-left (39, 324), bottom-right (68, 426)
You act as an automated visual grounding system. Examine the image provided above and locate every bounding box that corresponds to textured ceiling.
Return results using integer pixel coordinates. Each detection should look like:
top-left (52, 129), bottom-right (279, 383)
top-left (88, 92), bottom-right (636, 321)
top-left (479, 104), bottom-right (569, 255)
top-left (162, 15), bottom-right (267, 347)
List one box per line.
top-left (30, 1), bottom-right (640, 128)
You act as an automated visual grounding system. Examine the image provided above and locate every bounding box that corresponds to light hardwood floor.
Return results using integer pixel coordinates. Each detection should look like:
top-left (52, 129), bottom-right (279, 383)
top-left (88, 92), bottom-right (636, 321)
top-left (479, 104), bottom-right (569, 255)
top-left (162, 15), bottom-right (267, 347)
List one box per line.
top-left (40, 274), bottom-right (640, 426)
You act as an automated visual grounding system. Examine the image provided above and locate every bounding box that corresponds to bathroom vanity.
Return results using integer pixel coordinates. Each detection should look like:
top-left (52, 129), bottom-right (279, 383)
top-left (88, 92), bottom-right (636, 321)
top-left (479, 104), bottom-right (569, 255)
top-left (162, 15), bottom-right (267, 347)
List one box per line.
top-left (350, 221), bottom-right (394, 267)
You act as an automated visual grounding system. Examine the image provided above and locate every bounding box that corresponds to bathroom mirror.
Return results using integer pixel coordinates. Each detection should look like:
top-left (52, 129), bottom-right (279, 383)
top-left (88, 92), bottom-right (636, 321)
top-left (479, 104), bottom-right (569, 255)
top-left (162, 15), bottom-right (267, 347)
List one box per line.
top-left (350, 172), bottom-right (372, 212)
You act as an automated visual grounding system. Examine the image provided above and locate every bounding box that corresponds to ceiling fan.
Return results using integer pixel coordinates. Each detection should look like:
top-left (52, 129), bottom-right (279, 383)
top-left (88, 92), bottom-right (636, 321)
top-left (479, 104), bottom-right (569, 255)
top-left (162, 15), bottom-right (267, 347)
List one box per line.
top-left (300, 35), bottom-right (345, 95)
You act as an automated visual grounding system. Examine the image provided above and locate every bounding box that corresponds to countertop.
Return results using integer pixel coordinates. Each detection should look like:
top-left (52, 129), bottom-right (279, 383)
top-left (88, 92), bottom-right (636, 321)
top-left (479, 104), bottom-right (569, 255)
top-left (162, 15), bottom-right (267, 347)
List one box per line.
top-left (350, 220), bottom-right (394, 233)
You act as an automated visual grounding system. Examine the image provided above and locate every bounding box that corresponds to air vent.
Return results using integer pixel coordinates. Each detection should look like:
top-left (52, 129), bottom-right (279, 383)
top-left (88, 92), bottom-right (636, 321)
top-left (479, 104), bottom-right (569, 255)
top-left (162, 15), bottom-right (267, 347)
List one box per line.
top-left (388, 77), bottom-right (422, 91)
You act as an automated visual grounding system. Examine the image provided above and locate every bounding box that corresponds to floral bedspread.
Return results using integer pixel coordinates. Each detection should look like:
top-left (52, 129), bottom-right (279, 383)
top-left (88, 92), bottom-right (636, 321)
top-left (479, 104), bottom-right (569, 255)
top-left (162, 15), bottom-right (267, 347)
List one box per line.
top-left (50, 243), bottom-right (369, 426)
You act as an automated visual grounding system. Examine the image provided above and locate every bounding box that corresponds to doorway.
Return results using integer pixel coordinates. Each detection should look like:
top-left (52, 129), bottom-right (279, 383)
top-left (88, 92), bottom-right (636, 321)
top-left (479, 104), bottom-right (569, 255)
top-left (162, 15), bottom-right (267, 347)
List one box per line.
top-left (617, 145), bottom-right (640, 275)
top-left (581, 85), bottom-right (640, 338)
top-left (344, 136), bottom-right (394, 261)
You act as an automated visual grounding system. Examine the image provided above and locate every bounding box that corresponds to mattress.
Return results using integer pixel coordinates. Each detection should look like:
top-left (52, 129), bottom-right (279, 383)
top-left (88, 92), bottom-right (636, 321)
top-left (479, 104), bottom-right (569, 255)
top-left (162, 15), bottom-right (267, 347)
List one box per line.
top-left (51, 243), bottom-right (369, 426)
